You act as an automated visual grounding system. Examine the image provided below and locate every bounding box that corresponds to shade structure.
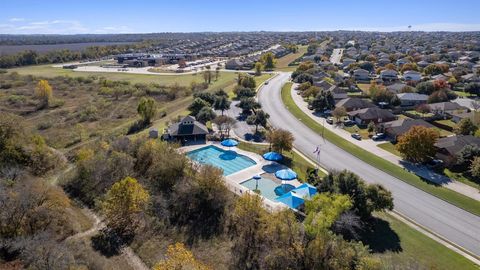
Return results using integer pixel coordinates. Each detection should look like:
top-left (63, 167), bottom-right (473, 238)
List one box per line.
top-left (292, 183), bottom-right (317, 199)
top-left (275, 169), bottom-right (297, 181)
top-left (276, 191), bottom-right (305, 209)
top-left (263, 151), bottom-right (283, 161)
top-left (221, 139), bottom-right (238, 147)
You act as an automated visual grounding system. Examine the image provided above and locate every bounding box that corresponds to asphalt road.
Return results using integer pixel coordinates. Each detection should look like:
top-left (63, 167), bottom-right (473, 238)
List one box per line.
top-left (258, 72), bottom-right (480, 257)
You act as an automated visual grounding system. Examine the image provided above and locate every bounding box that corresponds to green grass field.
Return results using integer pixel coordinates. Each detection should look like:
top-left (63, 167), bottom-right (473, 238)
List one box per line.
top-left (237, 141), bottom-right (326, 181)
top-left (281, 82), bottom-right (480, 216)
top-left (371, 213), bottom-right (478, 270)
top-left (8, 64), bottom-right (237, 86)
top-left (274, 45), bottom-right (308, 72)
top-left (377, 142), bottom-right (402, 156)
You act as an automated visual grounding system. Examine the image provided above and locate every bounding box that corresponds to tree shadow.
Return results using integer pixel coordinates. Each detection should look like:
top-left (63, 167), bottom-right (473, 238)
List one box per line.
top-left (91, 228), bottom-right (133, 257)
top-left (358, 217), bottom-right (402, 253)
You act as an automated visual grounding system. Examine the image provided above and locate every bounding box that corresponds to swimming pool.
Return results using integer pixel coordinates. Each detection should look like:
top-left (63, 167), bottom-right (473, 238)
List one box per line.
top-left (186, 145), bottom-right (257, 176)
top-left (241, 177), bottom-right (280, 201)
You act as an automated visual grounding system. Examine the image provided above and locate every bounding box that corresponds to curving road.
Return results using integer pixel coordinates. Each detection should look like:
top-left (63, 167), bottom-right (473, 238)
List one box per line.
top-left (258, 72), bottom-right (480, 257)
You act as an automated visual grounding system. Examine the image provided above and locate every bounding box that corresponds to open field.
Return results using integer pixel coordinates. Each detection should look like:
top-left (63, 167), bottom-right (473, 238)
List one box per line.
top-left (281, 82), bottom-right (480, 216)
top-left (0, 42), bottom-right (134, 55)
top-left (274, 45), bottom-right (308, 71)
top-left (371, 213), bottom-right (478, 270)
top-left (8, 64), bottom-right (238, 86)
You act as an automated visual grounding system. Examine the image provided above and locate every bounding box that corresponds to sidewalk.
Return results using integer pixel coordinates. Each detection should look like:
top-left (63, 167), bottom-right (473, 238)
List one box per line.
top-left (290, 84), bottom-right (480, 201)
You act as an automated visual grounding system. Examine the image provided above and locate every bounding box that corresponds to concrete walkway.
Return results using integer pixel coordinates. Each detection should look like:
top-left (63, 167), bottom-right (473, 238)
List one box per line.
top-left (290, 84), bottom-right (480, 201)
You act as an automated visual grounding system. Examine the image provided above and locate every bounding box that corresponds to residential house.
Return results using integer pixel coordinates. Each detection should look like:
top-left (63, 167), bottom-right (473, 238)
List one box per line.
top-left (347, 107), bottom-right (396, 125)
top-left (225, 59), bottom-right (244, 70)
top-left (380, 69), bottom-right (398, 81)
top-left (428, 102), bottom-right (469, 117)
top-left (353, 69), bottom-right (370, 81)
top-left (396, 93), bottom-right (428, 107)
top-left (327, 85), bottom-right (348, 100)
top-left (165, 115), bottom-right (209, 143)
top-left (386, 83), bottom-right (408, 94)
top-left (382, 118), bottom-right (435, 141)
top-left (403, 70), bottom-right (422, 82)
top-left (435, 135), bottom-right (480, 165)
top-left (336, 97), bottom-right (375, 112)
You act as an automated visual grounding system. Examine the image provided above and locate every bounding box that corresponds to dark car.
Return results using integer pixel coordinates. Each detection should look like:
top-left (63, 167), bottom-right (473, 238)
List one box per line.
top-left (326, 117), bottom-right (334, 124)
top-left (343, 119), bottom-right (355, 126)
top-left (372, 133), bottom-right (386, 141)
top-left (351, 133), bottom-right (362, 140)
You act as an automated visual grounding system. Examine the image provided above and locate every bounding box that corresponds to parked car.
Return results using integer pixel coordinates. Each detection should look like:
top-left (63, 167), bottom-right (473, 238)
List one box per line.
top-left (344, 119), bottom-right (355, 126)
top-left (426, 159), bottom-right (444, 169)
top-left (264, 81), bottom-right (269, 85)
top-left (326, 117), bottom-right (334, 124)
top-left (351, 133), bottom-right (362, 140)
top-left (372, 133), bottom-right (386, 141)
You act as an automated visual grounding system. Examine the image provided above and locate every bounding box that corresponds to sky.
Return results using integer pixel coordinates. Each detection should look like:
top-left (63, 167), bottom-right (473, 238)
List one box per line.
top-left (2, 0), bottom-right (480, 34)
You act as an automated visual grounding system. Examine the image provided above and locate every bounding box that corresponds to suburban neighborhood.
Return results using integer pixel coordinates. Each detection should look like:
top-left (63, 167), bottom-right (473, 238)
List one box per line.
top-left (1, 1), bottom-right (480, 270)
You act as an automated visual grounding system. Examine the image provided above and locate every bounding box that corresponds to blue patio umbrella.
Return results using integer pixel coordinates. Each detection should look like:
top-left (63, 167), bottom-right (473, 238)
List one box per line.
top-left (221, 139), bottom-right (238, 147)
top-left (253, 175), bottom-right (262, 180)
top-left (263, 151), bottom-right (283, 161)
top-left (276, 191), bottom-right (305, 209)
top-left (292, 183), bottom-right (317, 199)
top-left (275, 169), bottom-right (297, 180)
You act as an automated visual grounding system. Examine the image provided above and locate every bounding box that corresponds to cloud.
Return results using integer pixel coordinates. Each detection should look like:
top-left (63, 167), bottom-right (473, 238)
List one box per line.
top-left (8, 17), bottom-right (25, 22)
top-left (93, 25), bottom-right (132, 34)
top-left (0, 19), bottom-right (90, 34)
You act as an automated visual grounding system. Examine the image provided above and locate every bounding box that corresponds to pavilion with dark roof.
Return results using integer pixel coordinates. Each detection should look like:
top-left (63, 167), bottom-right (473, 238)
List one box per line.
top-left (165, 115), bottom-right (208, 143)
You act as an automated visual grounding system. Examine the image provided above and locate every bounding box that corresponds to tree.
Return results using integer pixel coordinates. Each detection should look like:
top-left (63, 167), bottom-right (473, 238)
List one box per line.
top-left (261, 52), bottom-right (275, 70)
top-left (0, 112), bottom-right (27, 167)
top-left (304, 193), bottom-right (352, 238)
top-left (102, 176), bottom-right (149, 235)
top-left (254, 62), bottom-right (263, 76)
top-left (424, 64), bottom-right (449, 75)
top-left (301, 86), bottom-right (321, 99)
top-left (153, 243), bottom-right (210, 270)
top-left (213, 115), bottom-right (237, 137)
top-left (332, 107), bottom-right (347, 123)
top-left (203, 70), bottom-right (212, 84)
top-left (311, 91), bottom-right (334, 112)
top-left (400, 63), bottom-right (419, 73)
top-left (234, 87), bottom-right (256, 99)
top-left (428, 89), bottom-right (450, 103)
top-left (396, 126), bottom-right (439, 163)
top-left (454, 118), bottom-right (478, 135)
top-left (266, 128), bottom-right (294, 153)
top-left (213, 95), bottom-right (231, 115)
top-left (415, 104), bottom-right (431, 116)
top-left (433, 79), bottom-right (449, 91)
top-left (238, 97), bottom-right (260, 115)
top-left (137, 97), bottom-right (156, 125)
top-left (416, 81), bottom-right (436, 95)
top-left (456, 144), bottom-right (480, 168)
top-left (465, 82), bottom-right (480, 97)
top-left (229, 194), bottom-right (267, 270)
top-left (196, 106), bottom-right (216, 124)
top-left (188, 97), bottom-right (210, 116)
top-left (193, 92), bottom-right (216, 104)
top-left (470, 157), bottom-right (480, 178)
top-left (35, 79), bottom-right (53, 108)
top-left (317, 170), bottom-right (393, 220)
top-left (246, 110), bottom-right (269, 133)
top-left (238, 74), bottom-right (256, 88)
top-left (215, 66), bottom-right (220, 81)
top-left (367, 121), bottom-right (376, 135)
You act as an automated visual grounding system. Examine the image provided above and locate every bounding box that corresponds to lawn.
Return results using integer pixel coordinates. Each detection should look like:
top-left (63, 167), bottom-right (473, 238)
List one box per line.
top-left (281, 82), bottom-right (480, 216)
top-left (8, 64), bottom-right (237, 86)
top-left (357, 83), bottom-right (372, 93)
top-left (237, 141), bottom-right (326, 181)
top-left (405, 110), bottom-right (435, 118)
top-left (343, 124), bottom-right (371, 139)
top-left (274, 45), bottom-right (308, 71)
top-left (377, 142), bottom-right (402, 156)
top-left (444, 168), bottom-right (480, 190)
top-left (435, 119), bottom-right (457, 129)
top-left (370, 213), bottom-right (478, 270)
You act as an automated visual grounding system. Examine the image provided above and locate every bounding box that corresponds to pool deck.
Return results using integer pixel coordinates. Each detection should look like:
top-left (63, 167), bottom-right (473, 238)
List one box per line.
top-left (180, 142), bottom-right (303, 211)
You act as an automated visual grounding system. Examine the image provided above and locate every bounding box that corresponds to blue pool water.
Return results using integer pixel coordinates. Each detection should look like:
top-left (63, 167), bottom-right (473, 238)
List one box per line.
top-left (241, 177), bottom-right (281, 201)
top-left (186, 145), bottom-right (256, 176)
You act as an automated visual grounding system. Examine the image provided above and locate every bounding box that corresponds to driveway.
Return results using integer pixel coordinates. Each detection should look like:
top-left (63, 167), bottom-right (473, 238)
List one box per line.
top-left (330, 48), bottom-right (344, 65)
top-left (258, 72), bottom-right (480, 257)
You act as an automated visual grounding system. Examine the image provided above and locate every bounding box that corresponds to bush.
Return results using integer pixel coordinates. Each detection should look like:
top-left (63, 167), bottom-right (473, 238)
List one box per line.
top-left (0, 82), bottom-right (12, 89)
top-left (7, 94), bottom-right (27, 105)
top-left (37, 121), bottom-right (53, 130)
